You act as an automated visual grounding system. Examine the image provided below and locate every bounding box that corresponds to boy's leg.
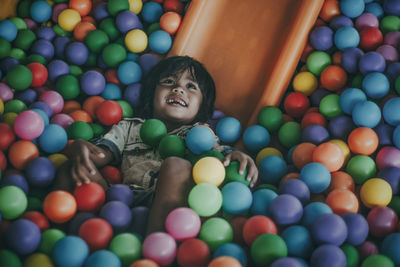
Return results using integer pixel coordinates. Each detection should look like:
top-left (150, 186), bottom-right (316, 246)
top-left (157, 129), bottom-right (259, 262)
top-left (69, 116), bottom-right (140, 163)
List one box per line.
top-left (147, 157), bottom-right (194, 234)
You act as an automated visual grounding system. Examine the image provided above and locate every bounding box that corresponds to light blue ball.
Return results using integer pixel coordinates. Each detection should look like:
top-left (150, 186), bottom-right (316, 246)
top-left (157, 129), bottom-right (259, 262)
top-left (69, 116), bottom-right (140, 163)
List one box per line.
top-left (393, 125), bottom-right (400, 149)
top-left (141, 1), bottom-right (163, 23)
top-left (216, 117), bottom-right (242, 143)
top-left (214, 243), bottom-right (247, 267)
top-left (149, 30), bottom-right (172, 54)
top-left (340, 0), bottom-right (365, 18)
top-left (366, 2), bottom-right (384, 18)
top-left (251, 188), bottom-right (278, 216)
top-left (30, 0), bottom-right (52, 23)
top-left (352, 100), bottom-right (381, 128)
top-left (31, 108), bottom-right (49, 126)
top-left (300, 162), bottom-right (331, 193)
top-left (339, 88), bottom-right (367, 115)
top-left (383, 97), bottom-right (400, 126)
top-left (362, 72), bottom-right (390, 99)
top-left (102, 83), bottom-right (122, 100)
top-left (0, 20), bottom-right (18, 42)
top-left (282, 225), bottom-right (314, 259)
top-left (38, 124), bottom-right (68, 154)
top-left (301, 202), bottom-right (333, 228)
top-left (258, 155), bottom-right (287, 185)
top-left (85, 250), bottom-right (121, 267)
top-left (186, 125), bottom-right (215, 154)
top-left (382, 233), bottom-right (400, 265)
top-left (221, 182), bottom-right (252, 215)
top-left (334, 26), bottom-right (360, 51)
top-left (117, 61), bottom-right (142, 85)
top-left (243, 124), bottom-right (270, 153)
top-left (52, 236), bottom-right (89, 267)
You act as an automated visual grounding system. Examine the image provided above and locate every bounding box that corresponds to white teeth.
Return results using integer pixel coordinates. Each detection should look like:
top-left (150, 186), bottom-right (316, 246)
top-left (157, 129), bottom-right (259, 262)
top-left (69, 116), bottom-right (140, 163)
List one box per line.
top-left (167, 99), bottom-right (187, 107)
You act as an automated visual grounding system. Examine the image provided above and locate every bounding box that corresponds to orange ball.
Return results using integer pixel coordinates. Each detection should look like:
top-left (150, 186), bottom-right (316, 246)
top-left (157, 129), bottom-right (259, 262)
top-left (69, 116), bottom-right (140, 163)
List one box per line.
top-left (320, 65), bottom-right (348, 91)
top-left (208, 256), bottom-right (242, 267)
top-left (332, 51), bottom-right (343, 65)
top-left (347, 127), bottom-right (379, 156)
top-left (130, 259), bottom-right (160, 267)
top-left (160, 11), bottom-right (181, 35)
top-left (8, 140), bottom-right (39, 170)
top-left (63, 100), bottom-right (82, 113)
top-left (43, 190), bottom-right (77, 223)
top-left (69, 109), bottom-right (93, 123)
top-left (83, 96), bottom-right (105, 120)
top-left (301, 112), bottom-right (327, 129)
top-left (82, 16), bottom-right (96, 25)
top-left (69, 0), bottom-right (92, 16)
top-left (325, 189), bottom-right (359, 215)
top-left (312, 142), bottom-right (344, 172)
top-left (300, 42), bottom-right (314, 63)
top-left (319, 0), bottom-right (341, 21)
top-left (326, 171), bottom-right (355, 193)
top-left (73, 21), bottom-right (96, 41)
top-left (280, 172), bottom-right (300, 185)
top-left (292, 142), bottom-right (316, 170)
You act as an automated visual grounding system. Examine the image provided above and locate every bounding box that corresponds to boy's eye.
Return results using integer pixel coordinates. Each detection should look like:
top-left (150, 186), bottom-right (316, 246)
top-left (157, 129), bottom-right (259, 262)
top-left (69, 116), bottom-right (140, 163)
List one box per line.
top-left (187, 83), bottom-right (197, 90)
top-left (161, 78), bottom-right (175, 85)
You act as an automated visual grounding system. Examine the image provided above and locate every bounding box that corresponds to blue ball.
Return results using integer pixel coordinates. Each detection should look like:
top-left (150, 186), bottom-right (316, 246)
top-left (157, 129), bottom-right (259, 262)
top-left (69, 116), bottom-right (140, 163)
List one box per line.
top-left (271, 258), bottom-right (304, 267)
top-left (115, 10), bottom-right (142, 33)
top-left (339, 0), bottom-right (365, 18)
top-left (48, 59), bottom-right (70, 82)
top-left (269, 194), bottom-right (303, 225)
top-left (31, 39), bottom-right (55, 61)
top-left (382, 233), bottom-right (400, 265)
top-left (102, 83), bottom-right (122, 100)
top-left (310, 244), bottom-right (347, 267)
top-left (258, 155), bottom-right (287, 185)
top-left (311, 213), bottom-right (348, 246)
top-left (309, 26), bottom-right (333, 51)
top-left (37, 26), bottom-right (56, 41)
top-left (123, 83), bottom-right (141, 107)
top-left (251, 188), bottom-right (278, 216)
top-left (100, 201), bottom-right (132, 232)
top-left (52, 236), bottom-right (89, 267)
top-left (302, 124), bottom-right (330, 145)
top-left (30, 101), bottom-right (53, 118)
top-left (38, 124), bottom-right (68, 154)
top-left (81, 70), bottom-right (106, 95)
top-left (216, 117), bottom-right (242, 143)
top-left (301, 202), bottom-right (333, 228)
top-left (94, 2), bottom-right (109, 22)
top-left (85, 250), bottom-right (121, 267)
top-left (30, 0), bottom-right (52, 23)
top-left (383, 97), bottom-right (400, 126)
top-left (243, 125), bottom-right (270, 153)
top-left (339, 88), bottom-right (367, 115)
top-left (352, 100), bottom-right (381, 128)
top-left (366, 2), bottom-right (384, 18)
top-left (341, 212), bottom-right (369, 246)
top-left (117, 61), bottom-right (142, 85)
top-left (328, 115), bottom-right (356, 140)
top-left (341, 47), bottom-right (364, 74)
top-left (141, 1), bottom-right (163, 23)
top-left (25, 157), bottom-right (56, 187)
top-left (281, 225), bottom-right (314, 259)
top-left (221, 182), bottom-right (253, 215)
top-left (384, 0), bottom-right (400, 16)
top-left (393, 125), bottom-right (400, 149)
top-left (0, 20), bottom-right (18, 42)
top-left (53, 36), bottom-right (71, 60)
top-left (31, 108), bottom-right (49, 126)
top-left (329, 15), bottom-right (354, 30)
top-left (65, 42), bottom-right (89, 66)
top-left (300, 162), bottom-right (331, 193)
top-left (362, 72), bottom-right (390, 99)
top-left (186, 125), bottom-right (215, 154)
top-left (214, 243), bottom-right (247, 267)
top-left (278, 179), bottom-right (310, 206)
top-left (1, 174), bottom-right (29, 195)
top-left (149, 30), bottom-right (172, 54)
top-left (6, 219), bottom-right (41, 255)
top-left (359, 51), bottom-right (386, 75)
top-left (15, 89), bottom-right (38, 106)
top-left (106, 184), bottom-right (134, 206)
top-left (377, 166), bottom-right (400, 195)
top-left (334, 26), bottom-right (360, 51)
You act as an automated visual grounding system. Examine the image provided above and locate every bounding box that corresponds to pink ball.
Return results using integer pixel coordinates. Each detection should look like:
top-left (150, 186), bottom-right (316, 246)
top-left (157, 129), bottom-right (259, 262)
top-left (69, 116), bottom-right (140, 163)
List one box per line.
top-left (376, 146), bottom-right (400, 170)
top-left (165, 207), bottom-right (201, 241)
top-left (0, 82), bottom-right (14, 102)
top-left (143, 232), bottom-right (177, 266)
top-left (384, 31), bottom-right (400, 47)
top-left (377, 44), bottom-right (399, 62)
top-left (355, 13), bottom-right (379, 30)
top-left (14, 110), bottom-right (45, 140)
top-left (39, 90), bottom-right (64, 114)
top-left (52, 3), bottom-right (68, 22)
top-left (50, 113), bottom-right (74, 129)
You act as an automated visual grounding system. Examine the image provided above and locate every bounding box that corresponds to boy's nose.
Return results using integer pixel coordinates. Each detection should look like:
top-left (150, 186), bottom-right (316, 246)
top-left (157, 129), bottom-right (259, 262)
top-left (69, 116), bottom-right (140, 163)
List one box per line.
top-left (172, 87), bottom-right (184, 94)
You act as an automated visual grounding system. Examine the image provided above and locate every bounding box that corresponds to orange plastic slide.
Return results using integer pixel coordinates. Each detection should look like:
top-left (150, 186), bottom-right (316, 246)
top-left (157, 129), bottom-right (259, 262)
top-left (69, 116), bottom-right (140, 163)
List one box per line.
top-left (169, 0), bottom-right (324, 127)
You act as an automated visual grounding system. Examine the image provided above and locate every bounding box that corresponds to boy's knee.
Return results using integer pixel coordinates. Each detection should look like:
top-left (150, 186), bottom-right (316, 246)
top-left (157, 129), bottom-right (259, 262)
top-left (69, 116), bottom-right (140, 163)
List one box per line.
top-left (160, 157), bottom-right (192, 177)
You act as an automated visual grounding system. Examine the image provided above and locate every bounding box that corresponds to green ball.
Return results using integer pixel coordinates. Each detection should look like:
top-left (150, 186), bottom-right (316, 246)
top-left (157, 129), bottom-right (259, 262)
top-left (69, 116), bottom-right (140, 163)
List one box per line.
top-left (188, 183), bottom-right (222, 217)
top-left (199, 217), bottom-right (233, 251)
top-left (10, 48), bottom-right (26, 60)
top-left (10, 17), bottom-right (27, 30)
top-left (389, 195), bottom-right (400, 215)
top-left (351, 73), bottom-right (363, 88)
top-left (395, 76), bottom-right (400, 95)
top-left (0, 249), bottom-right (22, 267)
top-left (188, 150), bottom-right (225, 165)
top-left (6, 64), bottom-right (33, 91)
top-left (251, 233), bottom-right (288, 266)
top-left (91, 123), bottom-right (105, 138)
top-left (0, 186), bottom-right (28, 220)
top-left (107, 0), bottom-right (130, 16)
top-left (341, 244), bottom-right (360, 267)
top-left (278, 121), bottom-right (302, 148)
top-left (258, 106), bottom-right (283, 132)
top-left (109, 233), bottom-right (142, 267)
top-left (102, 43), bottom-right (127, 67)
top-left (4, 99), bottom-right (27, 114)
top-left (306, 51), bottom-right (331, 76)
top-left (380, 16), bottom-right (400, 34)
top-left (346, 155), bottom-right (376, 184)
top-left (140, 119), bottom-right (167, 147)
top-left (52, 24), bottom-right (70, 37)
top-left (0, 37), bottom-right (11, 59)
top-left (85, 29), bottom-right (110, 53)
top-left (225, 161), bottom-right (249, 186)
top-left (158, 134), bottom-right (185, 159)
top-left (26, 196), bottom-right (42, 211)
top-left (99, 18), bottom-right (120, 41)
top-left (117, 100), bottom-right (134, 118)
top-left (14, 30), bottom-right (36, 51)
top-left (362, 254), bottom-right (394, 267)
top-left (38, 229), bottom-right (66, 256)
top-left (68, 65), bottom-right (82, 77)
top-left (319, 94), bottom-right (343, 120)
top-left (56, 74), bottom-right (80, 100)
top-left (255, 183), bottom-right (278, 192)
top-left (147, 23), bottom-right (161, 35)
top-left (24, 54), bottom-right (47, 65)
top-left (17, 0), bottom-right (32, 18)
top-left (67, 121), bottom-right (94, 141)
top-left (84, 53), bottom-right (97, 68)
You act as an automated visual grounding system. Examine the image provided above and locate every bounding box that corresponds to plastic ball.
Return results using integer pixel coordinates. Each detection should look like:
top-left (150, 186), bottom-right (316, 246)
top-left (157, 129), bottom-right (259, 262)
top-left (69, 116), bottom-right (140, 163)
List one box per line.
top-left (58, 9), bottom-right (81, 31)
top-left (38, 228), bottom-right (66, 255)
top-left (96, 100), bottom-right (123, 126)
top-left (242, 215), bottom-right (277, 247)
top-left (13, 110), bottom-right (44, 140)
top-left (176, 238), bottom-right (211, 267)
top-left (0, 123), bottom-right (15, 150)
top-left (281, 225), bottom-right (314, 259)
top-left (378, 167), bottom-right (400, 194)
top-left (378, 44), bottom-right (399, 62)
top-left (319, 93), bottom-right (343, 120)
top-left (292, 142), bottom-right (316, 170)
top-left (284, 92), bottom-right (310, 118)
top-left (292, 71), bottom-right (318, 96)
top-left (383, 97), bottom-right (400, 126)
top-left (160, 12), bottom-right (181, 35)
top-left (352, 100), bottom-right (381, 128)
top-left (327, 170), bottom-right (354, 193)
top-left (6, 219), bottom-right (41, 255)
top-left (101, 43), bottom-right (127, 67)
top-left (39, 124), bottom-right (68, 153)
top-left (25, 157), bottom-right (55, 187)
top-left (311, 213), bottom-right (348, 246)
top-left (65, 41), bottom-right (89, 66)
top-left (106, 184), bottom-right (134, 206)
top-left (224, 161), bottom-right (249, 185)
top-left (0, 185), bottom-right (27, 220)
top-left (257, 106), bottom-right (283, 132)
top-left (43, 190), bottom-right (77, 223)
top-left (328, 115), bottom-right (356, 140)
top-left (268, 194), bottom-right (303, 225)
top-left (30, 0), bottom-right (52, 23)
top-left (39, 90), bottom-right (64, 114)
top-left (278, 179), bottom-right (310, 205)
top-left (148, 30), bottom-right (172, 54)
top-left (8, 140), bottom-right (39, 170)
top-left (186, 126), bottom-right (215, 155)
top-left (74, 182), bottom-right (105, 212)
top-left (50, 113), bottom-right (74, 129)
top-left (310, 244), bottom-right (347, 267)
top-left (360, 178), bottom-right (392, 208)
top-left (339, 88), bottom-right (367, 115)
top-left (325, 189), bottom-right (359, 215)
top-left (109, 233), bottom-right (142, 266)
top-left (251, 233), bottom-right (288, 267)
top-left (80, 70), bottom-right (106, 96)
top-left (158, 134), bottom-right (185, 159)
top-left (341, 47), bottom-right (364, 74)
top-left (334, 26), bottom-right (360, 51)
top-left (301, 201), bottom-right (332, 228)
top-left (208, 256), bottom-right (242, 267)
top-left (165, 207), bottom-right (201, 241)
top-left (346, 155), bottom-right (376, 184)
top-left (79, 218), bottom-right (113, 252)
top-left (99, 201), bottom-right (132, 232)
top-left (312, 142), bottom-right (344, 172)
top-left (192, 156), bottom-right (225, 186)
top-left (348, 127), bottom-right (378, 156)
top-left (130, 259), bottom-right (159, 267)
top-left (309, 26), bottom-right (333, 51)
top-left (1, 173), bottom-right (29, 195)
top-left (142, 232), bottom-right (176, 266)
top-left (362, 254), bottom-right (395, 267)
top-left (278, 121), bottom-right (302, 148)
top-left (85, 250), bottom-right (121, 267)
top-left (26, 62), bottom-right (47, 87)
top-left (359, 51), bottom-right (386, 75)
top-left (367, 206), bottom-right (398, 238)
top-left (251, 188), bottom-right (278, 216)
top-left (199, 217), bottom-right (233, 251)
top-left (23, 253), bottom-right (54, 267)
top-left (0, 20), bottom-right (18, 42)
top-left (258, 155), bottom-right (287, 185)
top-left (360, 26), bottom-right (383, 51)
top-left (221, 182), bottom-right (252, 215)
top-left (69, 0), bottom-right (92, 16)
top-left (85, 29), bottom-right (110, 53)
top-left (306, 51), bottom-right (331, 76)
top-left (362, 72), bottom-right (389, 99)
top-left (188, 182), bottom-right (222, 217)
top-left (340, 212), bottom-right (369, 246)
top-left (52, 236), bottom-right (89, 267)
top-left (216, 117), bottom-right (242, 144)
top-left (6, 64), bottom-right (32, 91)
top-left (124, 29), bottom-right (147, 54)
top-left (300, 162), bottom-right (331, 193)
top-left (141, 1), bottom-right (163, 23)
top-left (320, 65), bottom-right (347, 91)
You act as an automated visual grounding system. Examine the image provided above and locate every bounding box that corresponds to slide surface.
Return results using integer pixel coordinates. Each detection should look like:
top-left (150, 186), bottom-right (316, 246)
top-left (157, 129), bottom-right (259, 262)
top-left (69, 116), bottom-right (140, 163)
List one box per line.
top-left (169, 0), bottom-right (324, 126)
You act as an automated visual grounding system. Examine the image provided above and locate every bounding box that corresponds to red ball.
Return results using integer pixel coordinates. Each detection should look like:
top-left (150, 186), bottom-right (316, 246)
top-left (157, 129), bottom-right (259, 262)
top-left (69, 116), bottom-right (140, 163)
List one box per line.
top-left (367, 206), bottom-right (398, 238)
top-left (95, 100), bottom-right (123, 126)
top-left (229, 216), bottom-right (247, 246)
top-left (100, 165), bottom-right (121, 184)
top-left (176, 238), bottom-right (211, 267)
top-left (105, 69), bottom-right (121, 86)
top-left (73, 182), bottom-right (106, 212)
top-left (359, 26), bottom-right (383, 51)
top-left (301, 112), bottom-right (327, 129)
top-left (79, 218), bottom-right (113, 252)
top-left (0, 150), bottom-right (6, 171)
top-left (21, 211), bottom-right (50, 232)
top-left (242, 215), bottom-right (277, 246)
top-left (283, 92), bottom-right (310, 118)
top-left (163, 0), bottom-right (184, 14)
top-left (0, 123), bottom-right (15, 151)
top-left (27, 62), bottom-right (48, 87)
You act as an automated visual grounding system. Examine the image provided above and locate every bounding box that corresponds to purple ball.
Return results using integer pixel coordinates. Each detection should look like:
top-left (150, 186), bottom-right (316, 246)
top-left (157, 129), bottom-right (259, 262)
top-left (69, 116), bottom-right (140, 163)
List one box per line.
top-left (384, 0), bottom-right (400, 16)
top-left (50, 113), bottom-right (74, 129)
top-left (271, 258), bottom-right (303, 267)
top-left (311, 213), bottom-right (348, 246)
top-left (106, 184), bottom-right (134, 206)
top-left (100, 201), bottom-right (132, 232)
top-left (341, 213), bottom-right (369, 246)
top-left (48, 59), bottom-right (70, 82)
top-left (139, 53), bottom-right (160, 75)
top-left (355, 13), bottom-right (379, 30)
top-left (37, 26), bottom-right (56, 41)
top-left (309, 26), bottom-right (333, 51)
top-left (359, 51), bottom-right (386, 75)
top-left (310, 88), bottom-right (331, 106)
top-left (6, 219), bottom-right (41, 255)
top-left (377, 166), bottom-right (400, 194)
top-left (25, 157), bottom-right (56, 187)
top-left (341, 47), bottom-right (364, 74)
top-left (68, 212), bottom-right (96, 235)
top-left (29, 101), bottom-right (53, 117)
top-left (94, 2), bottom-right (109, 22)
top-left (1, 174), bottom-right (29, 195)
top-left (302, 124), bottom-right (330, 145)
top-left (129, 206), bottom-right (149, 240)
top-left (116, 10), bottom-right (143, 33)
top-left (80, 70), bottom-right (106, 95)
top-left (65, 41), bottom-right (89, 66)
top-left (0, 82), bottom-right (14, 101)
top-left (278, 179), bottom-right (310, 205)
top-left (377, 44), bottom-right (399, 62)
top-left (328, 115), bottom-right (356, 140)
top-left (384, 31), bottom-right (400, 47)
top-left (329, 15), bottom-right (354, 30)
top-left (368, 206), bottom-right (398, 237)
top-left (375, 122), bottom-right (394, 146)
top-left (24, 18), bottom-right (37, 30)
top-left (0, 57), bottom-right (19, 74)
top-left (53, 36), bottom-right (71, 59)
top-left (15, 88), bottom-right (37, 105)
top-left (52, 3), bottom-right (68, 22)
top-left (123, 83), bottom-right (142, 107)
top-left (310, 244), bottom-right (347, 267)
top-left (269, 194), bottom-right (303, 225)
top-left (31, 39), bottom-right (54, 61)
top-left (357, 241), bottom-right (379, 261)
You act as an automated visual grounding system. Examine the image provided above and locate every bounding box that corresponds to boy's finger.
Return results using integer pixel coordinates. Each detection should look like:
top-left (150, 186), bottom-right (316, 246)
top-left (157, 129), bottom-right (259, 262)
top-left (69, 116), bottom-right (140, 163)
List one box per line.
top-left (82, 146), bottom-right (96, 175)
top-left (223, 154), bottom-right (232, 166)
top-left (88, 143), bottom-right (105, 158)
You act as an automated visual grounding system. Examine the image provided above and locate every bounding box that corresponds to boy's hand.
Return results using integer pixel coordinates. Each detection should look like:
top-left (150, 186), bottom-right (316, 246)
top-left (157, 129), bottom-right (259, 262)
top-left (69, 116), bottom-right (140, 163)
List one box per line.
top-left (223, 150), bottom-right (258, 187)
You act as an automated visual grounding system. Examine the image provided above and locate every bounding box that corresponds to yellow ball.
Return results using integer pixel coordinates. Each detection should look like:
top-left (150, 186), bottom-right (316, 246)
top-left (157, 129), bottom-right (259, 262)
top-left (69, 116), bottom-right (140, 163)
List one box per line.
top-left (193, 157), bottom-right (225, 186)
top-left (256, 147), bottom-right (283, 165)
top-left (2, 112), bottom-right (18, 126)
top-left (125, 29), bottom-right (148, 53)
top-left (360, 178), bottom-right (392, 208)
top-left (0, 99), bottom-right (4, 115)
top-left (292, 71), bottom-right (318, 96)
top-left (329, 139), bottom-right (351, 164)
top-left (24, 253), bottom-right (54, 267)
top-left (58, 9), bottom-right (81, 32)
top-left (48, 153), bottom-right (68, 169)
top-left (129, 0), bottom-right (143, 14)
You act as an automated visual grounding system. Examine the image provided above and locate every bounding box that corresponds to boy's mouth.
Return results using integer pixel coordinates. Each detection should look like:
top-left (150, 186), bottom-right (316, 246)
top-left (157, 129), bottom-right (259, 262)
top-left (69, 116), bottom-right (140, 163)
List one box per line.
top-left (166, 96), bottom-right (187, 107)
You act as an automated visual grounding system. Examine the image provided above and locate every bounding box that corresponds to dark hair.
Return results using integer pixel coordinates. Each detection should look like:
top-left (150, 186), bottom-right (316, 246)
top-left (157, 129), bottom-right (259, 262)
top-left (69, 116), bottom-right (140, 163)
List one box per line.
top-left (138, 56), bottom-right (216, 123)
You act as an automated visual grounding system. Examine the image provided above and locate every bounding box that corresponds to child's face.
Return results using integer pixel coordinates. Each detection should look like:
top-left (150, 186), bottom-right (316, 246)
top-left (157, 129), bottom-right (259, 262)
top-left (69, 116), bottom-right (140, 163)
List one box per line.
top-left (153, 70), bottom-right (203, 129)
